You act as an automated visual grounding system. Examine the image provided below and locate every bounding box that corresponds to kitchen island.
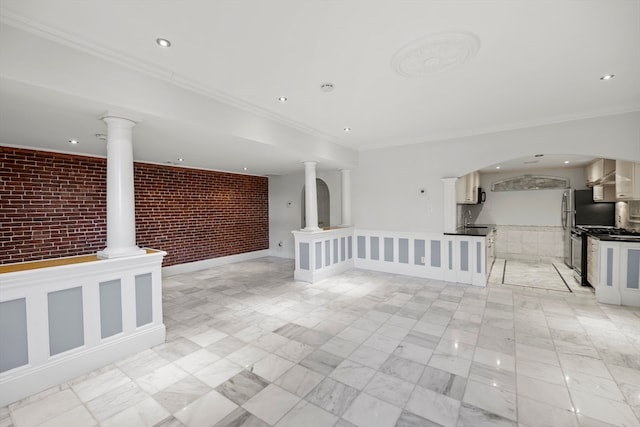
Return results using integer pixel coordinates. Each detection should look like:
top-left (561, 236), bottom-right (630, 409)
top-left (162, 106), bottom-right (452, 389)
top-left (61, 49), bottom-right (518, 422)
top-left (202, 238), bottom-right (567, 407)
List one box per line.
top-left (443, 224), bottom-right (497, 286)
top-left (589, 233), bottom-right (640, 307)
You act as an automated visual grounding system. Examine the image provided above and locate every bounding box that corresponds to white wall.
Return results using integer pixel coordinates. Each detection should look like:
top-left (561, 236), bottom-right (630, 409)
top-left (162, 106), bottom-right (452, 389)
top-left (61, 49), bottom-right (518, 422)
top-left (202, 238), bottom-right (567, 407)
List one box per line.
top-left (352, 112), bottom-right (640, 233)
top-left (268, 112), bottom-right (639, 256)
top-left (269, 170), bottom-right (342, 259)
top-left (475, 167), bottom-right (587, 226)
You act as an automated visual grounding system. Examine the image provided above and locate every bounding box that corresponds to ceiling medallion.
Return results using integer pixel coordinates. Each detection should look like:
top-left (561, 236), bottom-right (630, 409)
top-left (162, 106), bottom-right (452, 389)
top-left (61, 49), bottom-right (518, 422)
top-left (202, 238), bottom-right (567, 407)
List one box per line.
top-left (391, 32), bottom-right (480, 77)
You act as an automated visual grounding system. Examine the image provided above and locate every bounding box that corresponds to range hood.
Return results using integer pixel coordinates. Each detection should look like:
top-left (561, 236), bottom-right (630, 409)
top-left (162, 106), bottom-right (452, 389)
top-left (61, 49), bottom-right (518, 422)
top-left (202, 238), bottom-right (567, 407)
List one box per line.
top-left (588, 169), bottom-right (616, 186)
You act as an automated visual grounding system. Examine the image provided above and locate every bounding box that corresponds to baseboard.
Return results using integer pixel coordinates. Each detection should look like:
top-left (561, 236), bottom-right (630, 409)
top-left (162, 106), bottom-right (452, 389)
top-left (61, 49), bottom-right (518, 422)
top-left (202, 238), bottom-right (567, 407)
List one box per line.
top-left (162, 250), bottom-right (270, 276)
top-left (0, 324), bottom-right (165, 407)
top-left (268, 249), bottom-right (294, 259)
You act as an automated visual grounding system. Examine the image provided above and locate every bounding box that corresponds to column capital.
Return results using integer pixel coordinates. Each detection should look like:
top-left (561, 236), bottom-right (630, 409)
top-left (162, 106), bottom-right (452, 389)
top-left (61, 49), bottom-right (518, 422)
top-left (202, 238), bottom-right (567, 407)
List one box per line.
top-left (302, 160), bottom-right (318, 167)
top-left (99, 111), bottom-right (141, 126)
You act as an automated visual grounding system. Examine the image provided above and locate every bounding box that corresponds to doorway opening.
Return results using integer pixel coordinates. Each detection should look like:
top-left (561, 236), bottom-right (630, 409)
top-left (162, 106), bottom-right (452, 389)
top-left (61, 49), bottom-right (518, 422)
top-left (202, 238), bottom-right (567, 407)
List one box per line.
top-left (302, 179), bottom-right (330, 229)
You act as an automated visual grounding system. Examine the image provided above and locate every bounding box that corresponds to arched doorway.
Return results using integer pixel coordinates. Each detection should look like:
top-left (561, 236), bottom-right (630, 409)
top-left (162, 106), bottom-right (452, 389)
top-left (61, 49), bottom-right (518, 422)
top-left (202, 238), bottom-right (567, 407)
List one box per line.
top-left (301, 179), bottom-right (330, 229)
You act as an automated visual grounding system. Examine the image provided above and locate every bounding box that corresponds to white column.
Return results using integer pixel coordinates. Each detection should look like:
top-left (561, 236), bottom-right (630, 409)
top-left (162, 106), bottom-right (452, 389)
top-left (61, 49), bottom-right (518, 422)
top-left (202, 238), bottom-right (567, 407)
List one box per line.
top-left (442, 177), bottom-right (458, 233)
top-left (302, 161), bottom-right (320, 231)
top-left (97, 113), bottom-right (145, 259)
top-left (340, 169), bottom-right (352, 226)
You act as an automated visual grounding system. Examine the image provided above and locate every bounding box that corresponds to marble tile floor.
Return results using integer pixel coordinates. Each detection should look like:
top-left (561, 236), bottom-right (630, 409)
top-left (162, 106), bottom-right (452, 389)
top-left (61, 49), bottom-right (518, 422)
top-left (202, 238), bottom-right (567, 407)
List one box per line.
top-left (499, 259), bottom-right (571, 293)
top-left (2, 257), bottom-right (640, 427)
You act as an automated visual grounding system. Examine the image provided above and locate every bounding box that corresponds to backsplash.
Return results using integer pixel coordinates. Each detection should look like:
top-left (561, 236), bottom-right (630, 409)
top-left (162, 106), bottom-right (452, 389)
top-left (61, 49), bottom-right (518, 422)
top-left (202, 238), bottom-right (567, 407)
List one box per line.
top-left (616, 201), bottom-right (640, 232)
top-left (456, 203), bottom-right (484, 227)
top-left (494, 225), bottom-right (564, 263)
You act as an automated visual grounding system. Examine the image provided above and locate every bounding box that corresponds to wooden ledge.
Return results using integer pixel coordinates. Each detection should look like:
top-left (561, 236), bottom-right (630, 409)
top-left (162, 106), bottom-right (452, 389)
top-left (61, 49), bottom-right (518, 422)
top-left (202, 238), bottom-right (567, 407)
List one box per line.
top-left (0, 249), bottom-right (159, 274)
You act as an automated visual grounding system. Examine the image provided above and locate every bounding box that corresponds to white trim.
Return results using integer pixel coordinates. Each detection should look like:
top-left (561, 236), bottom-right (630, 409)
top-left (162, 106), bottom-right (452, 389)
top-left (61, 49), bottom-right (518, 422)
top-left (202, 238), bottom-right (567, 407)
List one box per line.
top-left (0, 325), bottom-right (165, 406)
top-left (162, 250), bottom-right (270, 276)
top-left (0, 251), bottom-right (166, 406)
top-left (353, 230), bottom-right (488, 287)
top-left (292, 228), bottom-right (354, 283)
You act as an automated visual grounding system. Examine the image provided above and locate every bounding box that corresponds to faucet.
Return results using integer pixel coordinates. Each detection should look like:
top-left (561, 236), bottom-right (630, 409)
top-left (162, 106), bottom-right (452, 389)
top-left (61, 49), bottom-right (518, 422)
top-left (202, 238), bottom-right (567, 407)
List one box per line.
top-left (464, 209), bottom-right (472, 227)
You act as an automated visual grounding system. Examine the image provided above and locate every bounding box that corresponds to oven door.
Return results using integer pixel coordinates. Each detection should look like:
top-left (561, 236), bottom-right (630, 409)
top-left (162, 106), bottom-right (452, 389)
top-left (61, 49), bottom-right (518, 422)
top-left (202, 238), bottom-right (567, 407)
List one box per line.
top-left (571, 231), bottom-right (582, 282)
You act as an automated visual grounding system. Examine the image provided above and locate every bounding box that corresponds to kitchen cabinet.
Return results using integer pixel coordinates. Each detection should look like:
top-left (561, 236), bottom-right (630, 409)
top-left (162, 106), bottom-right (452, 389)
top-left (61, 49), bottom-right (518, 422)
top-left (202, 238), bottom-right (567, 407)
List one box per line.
top-left (585, 158), bottom-right (615, 187)
top-left (597, 240), bottom-right (640, 307)
top-left (456, 171), bottom-right (480, 204)
top-left (593, 184), bottom-right (616, 202)
top-left (616, 160), bottom-right (640, 200)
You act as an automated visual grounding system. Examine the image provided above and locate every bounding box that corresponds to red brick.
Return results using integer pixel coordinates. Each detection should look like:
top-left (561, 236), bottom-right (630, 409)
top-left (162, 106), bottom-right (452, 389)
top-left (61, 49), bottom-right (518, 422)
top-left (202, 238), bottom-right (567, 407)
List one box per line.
top-left (0, 146), bottom-right (268, 266)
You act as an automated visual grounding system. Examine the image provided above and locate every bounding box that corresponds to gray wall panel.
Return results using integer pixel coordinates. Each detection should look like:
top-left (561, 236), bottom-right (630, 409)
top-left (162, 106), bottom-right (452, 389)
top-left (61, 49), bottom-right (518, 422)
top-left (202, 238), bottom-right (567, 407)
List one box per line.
top-left (384, 238), bottom-right (394, 262)
top-left (460, 241), bottom-right (469, 271)
top-left (371, 237), bottom-right (380, 260)
top-left (399, 238), bottom-right (409, 264)
top-left (99, 279), bottom-right (123, 339)
top-left (348, 236), bottom-right (353, 259)
top-left (135, 273), bottom-right (153, 327)
top-left (606, 248), bottom-right (613, 286)
top-left (325, 240), bottom-right (331, 267)
top-left (300, 242), bottom-right (309, 270)
top-left (415, 240), bottom-right (425, 265)
top-left (627, 249), bottom-right (640, 289)
top-left (341, 237), bottom-right (346, 262)
top-left (0, 298), bottom-right (28, 373)
top-left (430, 240), bottom-right (441, 268)
top-left (315, 241), bottom-right (323, 269)
top-left (334, 238), bottom-right (339, 263)
top-left (357, 236), bottom-right (366, 259)
top-left (48, 287), bottom-right (84, 356)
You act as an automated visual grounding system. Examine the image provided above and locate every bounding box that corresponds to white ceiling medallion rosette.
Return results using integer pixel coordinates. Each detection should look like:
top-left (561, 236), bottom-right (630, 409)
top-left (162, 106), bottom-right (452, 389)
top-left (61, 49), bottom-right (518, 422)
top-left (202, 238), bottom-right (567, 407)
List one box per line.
top-left (391, 31), bottom-right (481, 77)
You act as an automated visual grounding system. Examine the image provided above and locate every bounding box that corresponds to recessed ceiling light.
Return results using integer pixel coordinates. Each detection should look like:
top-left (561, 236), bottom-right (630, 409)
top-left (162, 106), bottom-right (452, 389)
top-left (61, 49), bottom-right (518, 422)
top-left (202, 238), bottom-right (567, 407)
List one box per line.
top-left (564, 160), bottom-right (570, 164)
top-left (243, 167), bottom-right (248, 171)
top-left (156, 38), bottom-right (171, 48)
top-left (600, 74), bottom-right (615, 81)
top-left (68, 139), bottom-right (79, 144)
top-left (277, 96), bottom-right (287, 102)
top-left (177, 158), bottom-right (184, 162)
top-left (343, 127), bottom-right (352, 132)
top-left (495, 166), bottom-right (501, 169)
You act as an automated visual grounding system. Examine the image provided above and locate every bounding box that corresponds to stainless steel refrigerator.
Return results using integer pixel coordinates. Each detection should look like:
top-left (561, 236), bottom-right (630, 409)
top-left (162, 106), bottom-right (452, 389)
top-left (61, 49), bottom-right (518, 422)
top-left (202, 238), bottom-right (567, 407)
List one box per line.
top-left (562, 189), bottom-right (615, 267)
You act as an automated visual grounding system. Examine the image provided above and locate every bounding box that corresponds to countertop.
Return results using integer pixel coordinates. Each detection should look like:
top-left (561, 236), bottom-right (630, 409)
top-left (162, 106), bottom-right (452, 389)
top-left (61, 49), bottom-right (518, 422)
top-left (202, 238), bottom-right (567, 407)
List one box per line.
top-left (444, 224), bottom-right (496, 237)
top-left (586, 233), bottom-right (640, 243)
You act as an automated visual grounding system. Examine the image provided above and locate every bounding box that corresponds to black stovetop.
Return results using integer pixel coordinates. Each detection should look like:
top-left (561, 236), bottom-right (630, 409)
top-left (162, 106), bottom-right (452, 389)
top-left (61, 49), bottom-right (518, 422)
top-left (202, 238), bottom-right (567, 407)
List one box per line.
top-left (576, 226), bottom-right (640, 238)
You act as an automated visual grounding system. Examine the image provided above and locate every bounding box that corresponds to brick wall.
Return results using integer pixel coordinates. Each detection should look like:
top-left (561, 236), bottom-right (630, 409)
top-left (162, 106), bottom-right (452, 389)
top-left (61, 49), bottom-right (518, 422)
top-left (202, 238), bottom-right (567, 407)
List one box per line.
top-left (0, 146), bottom-right (269, 266)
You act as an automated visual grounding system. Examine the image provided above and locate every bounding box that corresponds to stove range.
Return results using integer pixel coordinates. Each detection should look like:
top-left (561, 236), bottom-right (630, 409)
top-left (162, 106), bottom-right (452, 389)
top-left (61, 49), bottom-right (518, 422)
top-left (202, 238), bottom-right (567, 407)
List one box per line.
top-left (576, 226), bottom-right (640, 236)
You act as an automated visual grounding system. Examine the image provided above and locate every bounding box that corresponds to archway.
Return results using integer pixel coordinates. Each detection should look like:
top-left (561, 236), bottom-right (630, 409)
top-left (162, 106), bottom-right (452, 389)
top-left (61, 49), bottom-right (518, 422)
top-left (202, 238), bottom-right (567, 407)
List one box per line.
top-left (302, 179), bottom-right (330, 229)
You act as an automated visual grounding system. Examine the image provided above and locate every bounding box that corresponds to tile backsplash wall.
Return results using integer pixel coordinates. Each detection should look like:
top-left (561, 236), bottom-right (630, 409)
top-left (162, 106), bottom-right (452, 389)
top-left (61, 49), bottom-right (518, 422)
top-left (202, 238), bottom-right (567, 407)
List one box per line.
top-left (617, 201), bottom-right (640, 232)
top-left (495, 225), bottom-right (564, 262)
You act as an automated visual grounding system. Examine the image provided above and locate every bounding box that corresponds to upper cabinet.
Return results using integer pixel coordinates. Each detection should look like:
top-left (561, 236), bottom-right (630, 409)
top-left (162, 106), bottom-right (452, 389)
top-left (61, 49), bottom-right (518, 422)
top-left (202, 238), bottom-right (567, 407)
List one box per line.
top-left (585, 158), bottom-right (616, 187)
top-left (616, 160), bottom-right (640, 200)
top-left (593, 184), bottom-right (616, 202)
top-left (456, 171), bottom-right (480, 204)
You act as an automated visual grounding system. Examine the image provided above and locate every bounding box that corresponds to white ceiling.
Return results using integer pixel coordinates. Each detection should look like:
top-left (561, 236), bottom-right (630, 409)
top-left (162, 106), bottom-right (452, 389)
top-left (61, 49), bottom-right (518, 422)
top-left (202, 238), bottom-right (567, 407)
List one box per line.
top-left (1, 1), bottom-right (639, 175)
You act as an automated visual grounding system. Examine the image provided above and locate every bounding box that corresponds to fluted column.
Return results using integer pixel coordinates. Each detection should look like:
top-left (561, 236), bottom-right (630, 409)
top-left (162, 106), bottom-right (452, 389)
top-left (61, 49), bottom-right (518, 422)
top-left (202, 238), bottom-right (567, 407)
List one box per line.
top-left (302, 161), bottom-right (320, 231)
top-left (340, 169), bottom-right (352, 226)
top-left (97, 113), bottom-right (145, 259)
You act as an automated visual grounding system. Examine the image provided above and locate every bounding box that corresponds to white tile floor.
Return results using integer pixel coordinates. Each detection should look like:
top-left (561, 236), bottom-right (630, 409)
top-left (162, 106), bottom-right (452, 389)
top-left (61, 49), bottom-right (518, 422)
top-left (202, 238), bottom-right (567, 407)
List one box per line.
top-left (2, 257), bottom-right (640, 427)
